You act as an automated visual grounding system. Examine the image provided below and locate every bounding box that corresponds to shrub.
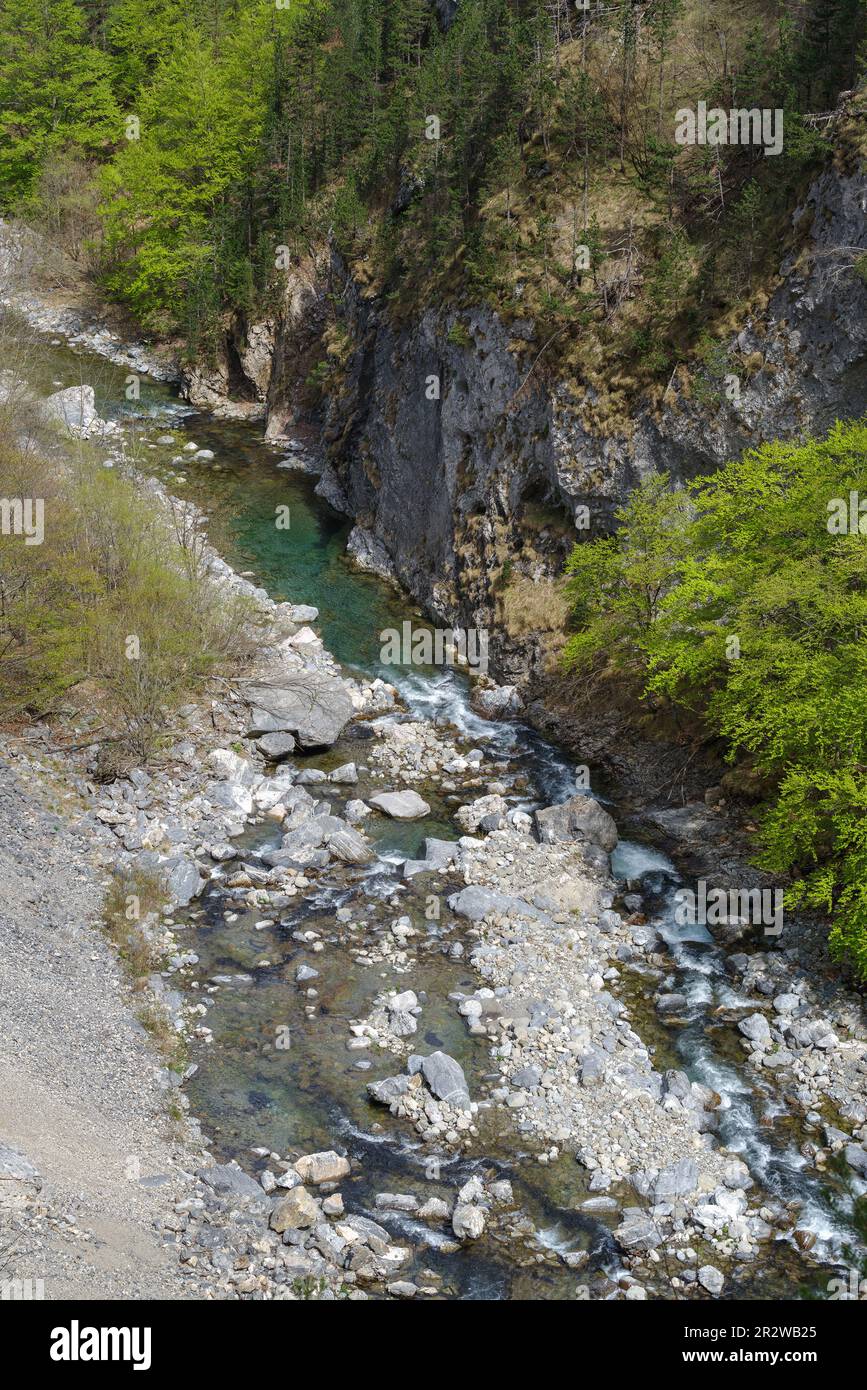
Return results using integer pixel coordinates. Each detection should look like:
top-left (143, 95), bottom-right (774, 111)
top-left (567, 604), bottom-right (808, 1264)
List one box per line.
top-left (563, 421), bottom-right (867, 977)
top-left (0, 417), bottom-right (255, 757)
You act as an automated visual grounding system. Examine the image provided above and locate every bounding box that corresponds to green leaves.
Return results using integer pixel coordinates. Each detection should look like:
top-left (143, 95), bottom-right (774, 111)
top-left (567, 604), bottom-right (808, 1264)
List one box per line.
top-left (0, 0), bottom-right (120, 204)
top-left (564, 420), bottom-right (867, 976)
top-left (99, 14), bottom-right (274, 331)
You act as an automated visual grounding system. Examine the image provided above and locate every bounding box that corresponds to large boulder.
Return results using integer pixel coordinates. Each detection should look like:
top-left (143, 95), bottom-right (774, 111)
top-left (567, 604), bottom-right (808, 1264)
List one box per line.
top-left (243, 672), bottom-right (354, 749)
top-left (293, 1150), bottom-right (351, 1184)
top-left (533, 794), bottom-right (618, 853)
top-left (369, 790), bottom-right (431, 819)
top-left (410, 1051), bottom-right (471, 1110)
top-left (326, 825), bottom-right (373, 864)
top-left (270, 1186), bottom-right (319, 1231)
top-left (448, 885), bottom-right (549, 923)
top-left (198, 1161), bottom-right (265, 1205)
top-left (44, 384), bottom-right (100, 433)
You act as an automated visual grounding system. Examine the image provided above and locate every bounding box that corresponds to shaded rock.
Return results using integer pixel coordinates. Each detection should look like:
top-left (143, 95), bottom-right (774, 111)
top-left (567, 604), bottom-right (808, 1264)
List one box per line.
top-left (257, 732), bottom-right (296, 761)
top-left (198, 1161), bottom-right (264, 1204)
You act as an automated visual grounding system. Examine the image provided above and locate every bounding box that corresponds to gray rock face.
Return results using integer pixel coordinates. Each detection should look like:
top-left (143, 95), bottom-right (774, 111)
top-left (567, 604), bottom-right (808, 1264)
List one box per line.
top-left (164, 855), bottom-right (203, 906)
top-left (198, 1161), bottom-right (265, 1205)
top-left (291, 161), bottom-right (867, 696)
top-left (615, 1208), bottom-right (664, 1253)
top-left (257, 731), bottom-right (296, 761)
top-left (243, 673), bottom-right (354, 749)
top-left (739, 1013), bottom-right (772, 1044)
top-left (534, 794), bottom-right (618, 853)
top-left (346, 525), bottom-right (397, 582)
top-left (369, 789), bottom-right (431, 819)
top-left (411, 1050), bottom-right (471, 1110)
top-left (448, 884), bottom-right (549, 923)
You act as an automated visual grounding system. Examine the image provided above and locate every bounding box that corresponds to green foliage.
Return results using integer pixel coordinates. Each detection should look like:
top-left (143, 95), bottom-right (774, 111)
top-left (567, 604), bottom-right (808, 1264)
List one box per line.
top-left (0, 0), bottom-right (119, 205)
top-left (564, 421), bottom-right (867, 978)
top-left (3, 1), bottom-right (864, 370)
top-left (98, 10), bottom-right (277, 336)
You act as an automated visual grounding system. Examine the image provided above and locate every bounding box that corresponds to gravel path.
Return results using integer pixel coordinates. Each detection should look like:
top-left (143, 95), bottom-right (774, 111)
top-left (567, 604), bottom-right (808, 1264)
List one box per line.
top-left (0, 751), bottom-right (195, 1299)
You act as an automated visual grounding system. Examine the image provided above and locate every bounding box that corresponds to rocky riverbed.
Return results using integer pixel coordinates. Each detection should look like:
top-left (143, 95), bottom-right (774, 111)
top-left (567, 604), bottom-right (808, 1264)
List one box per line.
top-left (1, 255), bottom-right (866, 1301)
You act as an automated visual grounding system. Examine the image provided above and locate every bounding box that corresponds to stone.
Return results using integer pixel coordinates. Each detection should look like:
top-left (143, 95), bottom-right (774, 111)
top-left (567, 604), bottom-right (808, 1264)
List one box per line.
top-left (615, 1209), bottom-right (664, 1253)
top-left (270, 1187), bottom-right (319, 1232)
top-left (656, 993), bottom-right (688, 1015)
top-left (325, 826), bottom-right (373, 864)
top-left (739, 1013), bottom-right (772, 1044)
top-left (416, 1051), bottom-right (471, 1110)
top-left (418, 1197), bottom-right (451, 1221)
top-left (329, 762), bottom-right (358, 784)
top-left (452, 1204), bottom-right (486, 1240)
top-left (652, 1158), bottom-right (700, 1202)
top-left (257, 732), bottom-right (296, 761)
top-left (470, 681), bottom-right (522, 719)
top-left (773, 993), bottom-right (801, 1015)
top-left (844, 1143), bottom-right (867, 1177)
top-left (243, 673), bottom-right (354, 749)
top-left (164, 856), bottom-right (203, 906)
top-left (533, 794), bottom-right (618, 853)
top-left (369, 790), bottom-right (432, 819)
top-left (287, 604), bottom-right (319, 623)
top-left (197, 1162), bottom-right (264, 1204)
top-left (448, 885), bottom-right (548, 924)
top-left (386, 1281), bottom-right (418, 1298)
top-left (698, 1265), bottom-right (725, 1296)
top-left (293, 1150), bottom-right (351, 1184)
top-left (455, 794), bottom-right (506, 834)
top-left (374, 1193), bottom-right (419, 1213)
top-left (44, 384), bottom-right (99, 432)
top-left (367, 1074), bottom-right (410, 1106)
top-left (0, 1144), bottom-right (40, 1193)
top-left (512, 1065), bottom-right (541, 1089)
